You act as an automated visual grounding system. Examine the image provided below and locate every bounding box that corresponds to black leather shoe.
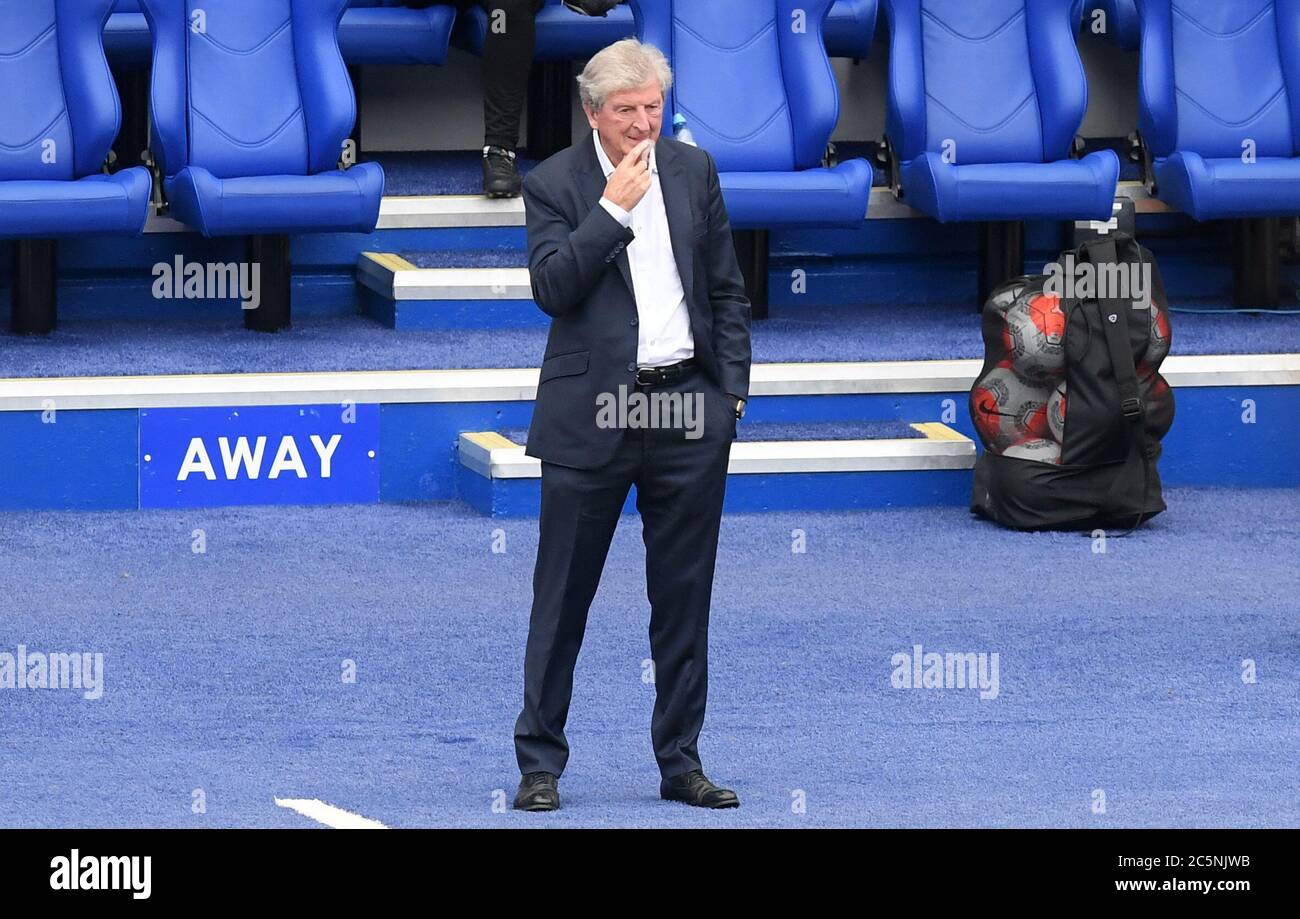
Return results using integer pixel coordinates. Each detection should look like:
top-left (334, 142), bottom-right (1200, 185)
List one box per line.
top-left (483, 145), bottom-right (522, 198)
top-left (513, 771), bottom-right (560, 811)
top-left (660, 770), bottom-right (740, 809)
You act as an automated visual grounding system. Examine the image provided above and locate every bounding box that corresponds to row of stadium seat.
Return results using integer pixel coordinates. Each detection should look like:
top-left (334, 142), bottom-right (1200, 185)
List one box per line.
top-left (3, 0), bottom-right (383, 240)
top-left (98, 0), bottom-right (1143, 70)
top-left (647, 0), bottom-right (1126, 231)
top-left (8, 0), bottom-right (1151, 249)
top-left (2, 0), bottom-right (384, 333)
top-left (638, 0), bottom-right (1300, 307)
top-left (9, 0), bottom-right (1294, 234)
top-left (3, 0), bottom-right (1295, 324)
top-left (657, 0), bottom-right (1299, 224)
top-left (100, 0), bottom-right (883, 66)
top-left (100, 0), bottom-right (882, 164)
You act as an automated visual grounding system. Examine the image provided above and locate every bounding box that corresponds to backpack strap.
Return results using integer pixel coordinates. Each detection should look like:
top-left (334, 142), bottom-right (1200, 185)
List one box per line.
top-left (1080, 236), bottom-right (1154, 532)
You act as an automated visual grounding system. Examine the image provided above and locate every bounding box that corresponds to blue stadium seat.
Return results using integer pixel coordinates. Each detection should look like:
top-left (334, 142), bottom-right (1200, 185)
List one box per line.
top-left (1137, 0), bottom-right (1300, 221)
top-left (141, 0), bottom-right (384, 237)
top-left (2, 0), bottom-right (152, 334)
top-left (824, 0), bottom-right (879, 58)
top-left (628, 0), bottom-right (872, 229)
top-left (1137, 0), bottom-right (1299, 306)
top-left (338, 0), bottom-right (457, 66)
top-left (107, 1), bottom-right (458, 67)
top-left (455, 0), bottom-right (634, 62)
top-left (0, 0), bottom-right (151, 241)
top-left (141, 0), bottom-right (384, 330)
top-left (884, 0), bottom-right (1119, 224)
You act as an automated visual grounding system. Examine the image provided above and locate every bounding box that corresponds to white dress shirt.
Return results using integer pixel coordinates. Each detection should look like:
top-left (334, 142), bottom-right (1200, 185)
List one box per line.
top-left (593, 131), bottom-right (695, 368)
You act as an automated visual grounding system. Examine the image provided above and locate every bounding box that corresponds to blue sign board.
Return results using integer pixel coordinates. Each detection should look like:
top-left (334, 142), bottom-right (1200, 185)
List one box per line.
top-left (140, 404), bottom-right (380, 508)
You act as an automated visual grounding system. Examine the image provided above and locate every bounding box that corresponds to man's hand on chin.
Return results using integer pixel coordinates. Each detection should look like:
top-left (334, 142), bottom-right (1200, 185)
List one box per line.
top-left (602, 139), bottom-right (654, 212)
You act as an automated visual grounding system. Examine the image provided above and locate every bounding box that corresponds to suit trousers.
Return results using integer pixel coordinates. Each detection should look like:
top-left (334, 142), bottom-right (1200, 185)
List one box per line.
top-left (514, 372), bottom-right (736, 779)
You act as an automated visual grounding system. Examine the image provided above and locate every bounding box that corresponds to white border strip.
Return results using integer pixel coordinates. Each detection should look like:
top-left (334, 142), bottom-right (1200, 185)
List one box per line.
top-left (273, 797), bottom-right (387, 829)
top-left (358, 255), bottom-right (533, 301)
top-left (378, 194), bottom-right (526, 229)
top-left (0, 354), bottom-right (1294, 413)
top-left (146, 195), bottom-right (529, 235)
top-left (393, 266), bottom-right (532, 301)
top-left (460, 430), bottom-right (976, 479)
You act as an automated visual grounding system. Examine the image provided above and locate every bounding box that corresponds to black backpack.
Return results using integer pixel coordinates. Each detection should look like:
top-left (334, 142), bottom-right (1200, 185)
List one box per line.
top-left (969, 233), bottom-right (1175, 531)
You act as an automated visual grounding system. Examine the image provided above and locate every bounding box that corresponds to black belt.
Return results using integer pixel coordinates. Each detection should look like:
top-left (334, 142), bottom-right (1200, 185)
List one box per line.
top-left (635, 359), bottom-right (697, 387)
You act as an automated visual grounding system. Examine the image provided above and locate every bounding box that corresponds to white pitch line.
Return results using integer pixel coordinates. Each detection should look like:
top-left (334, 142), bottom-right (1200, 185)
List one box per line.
top-left (274, 797), bottom-right (388, 829)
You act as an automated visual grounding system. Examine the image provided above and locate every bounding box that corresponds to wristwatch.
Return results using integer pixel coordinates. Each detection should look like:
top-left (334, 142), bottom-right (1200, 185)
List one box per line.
top-left (730, 396), bottom-right (747, 420)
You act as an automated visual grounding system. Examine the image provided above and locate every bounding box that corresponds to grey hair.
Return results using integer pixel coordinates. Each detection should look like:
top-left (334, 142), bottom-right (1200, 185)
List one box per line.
top-left (577, 39), bottom-right (673, 111)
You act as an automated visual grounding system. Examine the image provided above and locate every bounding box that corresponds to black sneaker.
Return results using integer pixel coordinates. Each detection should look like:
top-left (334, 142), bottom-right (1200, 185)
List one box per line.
top-left (483, 145), bottom-right (522, 199)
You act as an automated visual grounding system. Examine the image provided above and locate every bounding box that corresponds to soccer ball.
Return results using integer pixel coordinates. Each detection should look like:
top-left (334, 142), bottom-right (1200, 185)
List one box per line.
top-left (1004, 438), bottom-right (1062, 464)
top-left (1141, 372), bottom-right (1175, 441)
top-left (1142, 301), bottom-right (1172, 368)
top-left (1003, 292), bottom-right (1067, 381)
top-left (986, 278), bottom-right (1029, 317)
top-left (971, 363), bottom-right (1054, 452)
top-left (1047, 383), bottom-right (1067, 443)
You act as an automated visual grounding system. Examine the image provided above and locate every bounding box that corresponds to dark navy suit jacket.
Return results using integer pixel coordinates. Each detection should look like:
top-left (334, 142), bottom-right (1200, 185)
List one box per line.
top-left (522, 135), bottom-right (752, 470)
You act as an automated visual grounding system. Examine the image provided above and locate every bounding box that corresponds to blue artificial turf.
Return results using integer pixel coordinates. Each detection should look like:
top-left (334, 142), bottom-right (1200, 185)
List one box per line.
top-left (401, 248), bottom-right (530, 269)
top-left (363, 151), bottom-right (540, 197)
top-left (1, 299), bottom-right (1297, 379)
top-left (0, 486), bottom-right (1296, 828)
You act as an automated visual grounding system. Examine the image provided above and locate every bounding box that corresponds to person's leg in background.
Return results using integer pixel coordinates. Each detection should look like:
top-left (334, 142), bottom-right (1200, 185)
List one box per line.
top-left (477, 0), bottom-right (542, 197)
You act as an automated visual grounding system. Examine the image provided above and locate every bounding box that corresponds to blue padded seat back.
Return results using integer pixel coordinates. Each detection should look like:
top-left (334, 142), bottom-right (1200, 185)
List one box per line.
top-left (142, 0), bottom-right (355, 180)
top-left (1139, 0), bottom-right (1296, 160)
top-left (0, 0), bottom-right (120, 182)
top-left (634, 0), bottom-right (838, 172)
top-left (887, 0), bottom-right (1087, 165)
top-left (187, 0), bottom-right (306, 177)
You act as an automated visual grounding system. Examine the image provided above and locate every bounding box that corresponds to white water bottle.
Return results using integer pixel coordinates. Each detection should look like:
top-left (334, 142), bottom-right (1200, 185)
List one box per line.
top-left (673, 113), bottom-right (697, 147)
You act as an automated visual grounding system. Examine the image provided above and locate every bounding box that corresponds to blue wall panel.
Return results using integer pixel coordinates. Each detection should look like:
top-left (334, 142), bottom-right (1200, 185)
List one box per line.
top-left (455, 468), bottom-right (973, 519)
top-left (1158, 386), bottom-right (1300, 487)
top-left (0, 383), bottom-right (1291, 512)
top-left (369, 296), bottom-right (549, 331)
top-left (0, 409), bottom-right (138, 510)
top-left (380, 400), bottom-right (535, 503)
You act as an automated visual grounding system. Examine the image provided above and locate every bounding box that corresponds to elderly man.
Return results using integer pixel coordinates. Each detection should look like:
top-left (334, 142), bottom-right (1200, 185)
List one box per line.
top-left (512, 39), bottom-right (752, 811)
